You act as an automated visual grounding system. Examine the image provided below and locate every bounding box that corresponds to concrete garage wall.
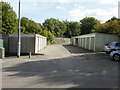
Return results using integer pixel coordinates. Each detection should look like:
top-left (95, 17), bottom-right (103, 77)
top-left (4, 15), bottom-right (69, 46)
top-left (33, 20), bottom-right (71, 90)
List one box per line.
top-left (21, 37), bottom-right (35, 54)
top-left (8, 34), bottom-right (36, 54)
top-left (0, 34), bottom-right (2, 39)
top-left (0, 39), bottom-right (3, 48)
top-left (72, 33), bottom-right (96, 51)
top-left (0, 48), bottom-right (5, 58)
top-left (1, 34), bottom-right (9, 53)
top-left (9, 36), bottom-right (35, 54)
top-left (71, 38), bottom-right (76, 46)
top-left (53, 37), bottom-right (71, 44)
top-left (9, 34), bottom-right (47, 54)
top-left (8, 37), bottom-right (18, 54)
top-left (95, 33), bottom-right (120, 51)
top-left (35, 34), bottom-right (47, 53)
top-left (72, 33), bottom-right (120, 52)
top-left (0, 39), bottom-right (5, 58)
top-left (118, 36), bottom-right (120, 42)
top-left (2, 34), bottom-right (47, 55)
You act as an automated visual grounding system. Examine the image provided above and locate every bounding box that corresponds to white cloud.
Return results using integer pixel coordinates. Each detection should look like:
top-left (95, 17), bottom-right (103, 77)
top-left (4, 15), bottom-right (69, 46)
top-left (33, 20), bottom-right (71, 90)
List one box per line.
top-left (78, 6), bottom-right (86, 9)
top-left (74, 3), bottom-right (77, 7)
top-left (57, 0), bottom-right (70, 3)
top-left (4, 0), bottom-right (119, 5)
top-left (3, 0), bottom-right (70, 3)
top-left (3, 0), bottom-right (119, 23)
top-left (33, 2), bottom-right (38, 6)
top-left (56, 6), bottom-right (64, 9)
top-left (68, 7), bottom-right (118, 22)
top-left (3, 0), bottom-right (48, 3)
top-left (73, 3), bottom-right (86, 9)
top-left (99, 0), bottom-right (119, 5)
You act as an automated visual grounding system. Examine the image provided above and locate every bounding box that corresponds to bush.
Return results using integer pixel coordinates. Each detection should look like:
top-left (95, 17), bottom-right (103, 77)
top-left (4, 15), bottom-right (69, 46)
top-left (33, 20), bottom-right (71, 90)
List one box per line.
top-left (42, 30), bottom-right (55, 44)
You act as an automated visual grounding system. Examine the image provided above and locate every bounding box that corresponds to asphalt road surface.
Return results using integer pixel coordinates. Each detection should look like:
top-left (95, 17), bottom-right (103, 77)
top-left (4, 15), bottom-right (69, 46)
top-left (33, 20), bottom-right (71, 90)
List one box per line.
top-left (2, 45), bottom-right (119, 88)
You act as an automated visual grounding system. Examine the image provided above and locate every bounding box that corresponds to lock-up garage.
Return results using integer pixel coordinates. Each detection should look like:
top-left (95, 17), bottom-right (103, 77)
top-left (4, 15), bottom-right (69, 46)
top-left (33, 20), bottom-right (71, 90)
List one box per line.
top-left (71, 33), bottom-right (120, 52)
top-left (2, 34), bottom-right (47, 55)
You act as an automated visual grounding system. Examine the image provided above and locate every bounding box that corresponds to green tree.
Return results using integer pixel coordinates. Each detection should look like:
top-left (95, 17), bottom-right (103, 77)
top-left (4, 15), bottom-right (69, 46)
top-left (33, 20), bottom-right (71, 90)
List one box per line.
top-left (63, 20), bottom-right (70, 37)
top-left (43, 18), bottom-right (66, 37)
top-left (2, 1), bottom-right (18, 34)
top-left (95, 19), bottom-right (120, 35)
top-left (69, 21), bottom-right (81, 36)
top-left (21, 17), bottom-right (42, 34)
top-left (21, 17), bottom-right (29, 34)
top-left (42, 30), bottom-right (55, 44)
top-left (80, 17), bottom-right (100, 35)
top-left (64, 21), bottom-right (81, 38)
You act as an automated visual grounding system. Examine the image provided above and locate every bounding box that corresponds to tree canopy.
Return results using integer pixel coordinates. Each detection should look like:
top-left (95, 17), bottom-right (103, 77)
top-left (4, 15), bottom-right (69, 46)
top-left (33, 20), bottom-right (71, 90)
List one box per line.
top-left (2, 1), bottom-right (18, 34)
top-left (63, 21), bottom-right (81, 38)
top-left (93, 19), bottom-right (120, 35)
top-left (80, 17), bottom-right (100, 35)
top-left (43, 18), bottom-right (66, 37)
top-left (21, 17), bottom-right (42, 34)
top-left (21, 17), bottom-right (55, 43)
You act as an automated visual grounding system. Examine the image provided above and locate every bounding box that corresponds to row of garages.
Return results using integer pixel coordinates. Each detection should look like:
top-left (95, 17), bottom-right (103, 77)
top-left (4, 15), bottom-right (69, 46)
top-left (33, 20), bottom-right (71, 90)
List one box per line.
top-left (1, 33), bottom-right (120, 58)
top-left (71, 33), bottom-right (120, 52)
top-left (0, 34), bottom-right (47, 57)
top-left (53, 37), bottom-right (71, 44)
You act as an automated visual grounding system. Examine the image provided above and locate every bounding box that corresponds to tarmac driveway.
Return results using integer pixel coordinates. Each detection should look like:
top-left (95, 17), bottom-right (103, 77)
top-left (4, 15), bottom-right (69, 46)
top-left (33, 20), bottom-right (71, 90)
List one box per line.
top-left (2, 45), bottom-right (119, 88)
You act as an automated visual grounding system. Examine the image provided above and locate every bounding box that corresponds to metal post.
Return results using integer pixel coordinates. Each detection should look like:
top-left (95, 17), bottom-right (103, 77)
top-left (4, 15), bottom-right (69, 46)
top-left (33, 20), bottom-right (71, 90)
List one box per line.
top-left (17, 0), bottom-right (21, 57)
top-left (29, 52), bottom-right (31, 58)
top-left (118, 1), bottom-right (120, 19)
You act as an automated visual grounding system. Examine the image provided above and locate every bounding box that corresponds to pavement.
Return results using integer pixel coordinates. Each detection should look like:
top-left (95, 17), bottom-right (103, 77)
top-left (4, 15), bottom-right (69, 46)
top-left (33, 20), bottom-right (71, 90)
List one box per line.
top-left (2, 44), bottom-right (119, 88)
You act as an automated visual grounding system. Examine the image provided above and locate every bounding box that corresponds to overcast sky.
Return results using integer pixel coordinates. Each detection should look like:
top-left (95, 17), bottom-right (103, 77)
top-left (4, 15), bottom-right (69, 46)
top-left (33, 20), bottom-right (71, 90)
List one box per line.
top-left (4, 0), bottom-right (120, 23)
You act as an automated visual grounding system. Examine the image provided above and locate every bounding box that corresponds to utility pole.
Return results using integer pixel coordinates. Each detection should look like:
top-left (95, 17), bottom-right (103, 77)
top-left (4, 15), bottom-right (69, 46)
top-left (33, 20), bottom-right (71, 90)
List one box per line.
top-left (17, 0), bottom-right (21, 57)
top-left (118, 1), bottom-right (120, 19)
